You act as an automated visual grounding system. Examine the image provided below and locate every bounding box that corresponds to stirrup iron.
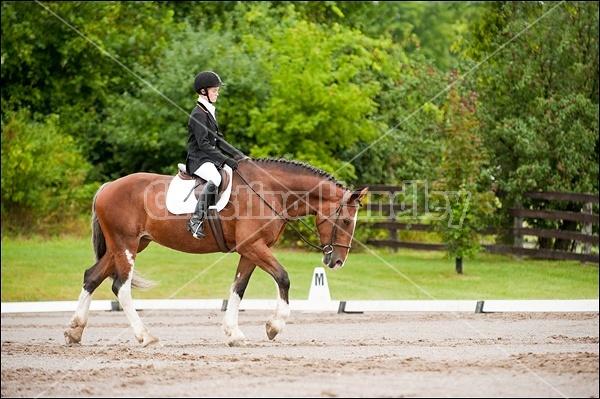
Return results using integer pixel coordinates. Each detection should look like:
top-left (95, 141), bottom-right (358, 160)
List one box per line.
top-left (188, 219), bottom-right (205, 239)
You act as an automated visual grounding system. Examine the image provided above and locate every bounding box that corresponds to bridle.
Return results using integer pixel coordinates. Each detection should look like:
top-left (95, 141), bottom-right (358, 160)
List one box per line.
top-left (315, 197), bottom-right (361, 255)
top-left (235, 170), bottom-right (360, 255)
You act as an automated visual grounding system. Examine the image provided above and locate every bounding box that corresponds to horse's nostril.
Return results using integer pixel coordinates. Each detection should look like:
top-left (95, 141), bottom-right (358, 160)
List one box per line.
top-left (329, 260), bottom-right (344, 270)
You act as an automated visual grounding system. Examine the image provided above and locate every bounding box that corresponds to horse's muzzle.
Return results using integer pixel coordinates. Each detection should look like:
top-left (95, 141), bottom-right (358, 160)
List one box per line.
top-left (322, 253), bottom-right (344, 270)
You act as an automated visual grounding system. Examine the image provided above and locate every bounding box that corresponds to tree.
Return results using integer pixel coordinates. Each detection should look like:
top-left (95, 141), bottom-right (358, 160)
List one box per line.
top-left (98, 3), bottom-right (405, 184)
top-left (431, 82), bottom-right (496, 272)
top-left (1, 2), bottom-right (181, 180)
top-left (244, 20), bottom-right (383, 182)
top-left (342, 54), bottom-right (447, 186)
top-left (1, 1), bottom-right (494, 240)
top-left (242, 2), bottom-right (485, 70)
top-left (459, 1), bottom-right (599, 249)
top-left (1, 110), bottom-right (98, 236)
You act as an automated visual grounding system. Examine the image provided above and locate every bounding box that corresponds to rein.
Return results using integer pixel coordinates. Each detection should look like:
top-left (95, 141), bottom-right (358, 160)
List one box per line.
top-left (234, 169), bottom-right (358, 255)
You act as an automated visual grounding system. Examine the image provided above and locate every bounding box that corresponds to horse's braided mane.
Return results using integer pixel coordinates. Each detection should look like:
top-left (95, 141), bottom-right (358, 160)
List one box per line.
top-left (252, 157), bottom-right (346, 190)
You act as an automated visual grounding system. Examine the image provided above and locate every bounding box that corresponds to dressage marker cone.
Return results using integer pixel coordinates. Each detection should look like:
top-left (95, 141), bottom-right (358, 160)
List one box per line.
top-left (308, 267), bottom-right (331, 302)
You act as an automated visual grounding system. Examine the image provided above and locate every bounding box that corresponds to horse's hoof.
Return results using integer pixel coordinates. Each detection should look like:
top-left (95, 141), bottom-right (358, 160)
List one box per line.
top-left (64, 318), bottom-right (85, 345)
top-left (141, 334), bottom-right (160, 347)
top-left (266, 318), bottom-right (284, 341)
top-left (266, 328), bottom-right (278, 341)
top-left (64, 330), bottom-right (82, 345)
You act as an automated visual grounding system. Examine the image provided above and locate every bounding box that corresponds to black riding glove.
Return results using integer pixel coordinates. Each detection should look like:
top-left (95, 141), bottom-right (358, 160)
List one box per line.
top-left (224, 158), bottom-right (238, 170)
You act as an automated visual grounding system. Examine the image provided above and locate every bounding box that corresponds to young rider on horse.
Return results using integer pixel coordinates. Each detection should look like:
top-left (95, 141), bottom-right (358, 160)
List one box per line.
top-left (186, 71), bottom-right (245, 239)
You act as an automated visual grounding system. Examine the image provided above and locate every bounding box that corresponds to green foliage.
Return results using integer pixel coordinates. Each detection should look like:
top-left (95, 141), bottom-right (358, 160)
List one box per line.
top-left (345, 54), bottom-right (447, 186)
top-left (246, 20), bottom-right (383, 182)
top-left (2, 1), bottom-right (598, 242)
top-left (97, 21), bottom-right (258, 178)
top-left (500, 94), bottom-right (598, 195)
top-left (1, 1), bottom-right (181, 180)
top-left (459, 1), bottom-right (599, 247)
top-left (464, 1), bottom-right (599, 198)
top-left (1, 109), bottom-right (98, 235)
top-left (297, 2), bottom-right (485, 70)
top-left (98, 4), bottom-right (403, 184)
top-left (1, 2), bottom-right (178, 111)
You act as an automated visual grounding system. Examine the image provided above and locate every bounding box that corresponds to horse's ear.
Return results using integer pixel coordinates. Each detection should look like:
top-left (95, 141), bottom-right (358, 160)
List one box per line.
top-left (350, 187), bottom-right (368, 203)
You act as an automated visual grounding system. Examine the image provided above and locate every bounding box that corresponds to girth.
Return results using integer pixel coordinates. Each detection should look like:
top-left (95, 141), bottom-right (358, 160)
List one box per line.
top-left (206, 209), bottom-right (233, 253)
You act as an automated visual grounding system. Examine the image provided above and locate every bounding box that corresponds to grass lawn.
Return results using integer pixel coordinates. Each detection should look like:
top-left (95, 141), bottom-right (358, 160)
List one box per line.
top-left (1, 236), bottom-right (598, 302)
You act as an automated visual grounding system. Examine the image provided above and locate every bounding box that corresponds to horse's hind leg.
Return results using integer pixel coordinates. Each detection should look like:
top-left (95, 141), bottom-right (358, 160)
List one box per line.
top-left (223, 256), bottom-right (256, 347)
top-left (65, 256), bottom-right (114, 345)
top-left (112, 248), bottom-right (159, 347)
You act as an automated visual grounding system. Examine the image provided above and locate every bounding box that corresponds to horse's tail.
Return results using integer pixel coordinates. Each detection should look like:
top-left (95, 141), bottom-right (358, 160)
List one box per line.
top-left (91, 182), bottom-right (158, 291)
top-left (91, 182), bottom-right (110, 262)
top-left (131, 270), bottom-right (159, 291)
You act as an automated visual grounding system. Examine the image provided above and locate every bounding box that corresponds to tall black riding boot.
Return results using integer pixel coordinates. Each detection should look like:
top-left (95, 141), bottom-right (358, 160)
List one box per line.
top-left (188, 180), bottom-right (217, 239)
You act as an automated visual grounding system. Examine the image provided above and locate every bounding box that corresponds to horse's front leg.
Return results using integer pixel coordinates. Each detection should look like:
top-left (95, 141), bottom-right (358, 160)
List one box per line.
top-left (241, 247), bottom-right (291, 342)
top-left (264, 265), bottom-right (290, 341)
top-left (223, 256), bottom-right (256, 347)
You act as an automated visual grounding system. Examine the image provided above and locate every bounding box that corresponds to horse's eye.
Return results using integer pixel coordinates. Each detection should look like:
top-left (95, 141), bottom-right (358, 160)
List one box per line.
top-left (343, 219), bottom-right (351, 226)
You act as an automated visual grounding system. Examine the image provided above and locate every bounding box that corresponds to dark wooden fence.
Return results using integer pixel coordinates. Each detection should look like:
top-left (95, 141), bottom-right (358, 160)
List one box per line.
top-left (359, 185), bottom-right (599, 264)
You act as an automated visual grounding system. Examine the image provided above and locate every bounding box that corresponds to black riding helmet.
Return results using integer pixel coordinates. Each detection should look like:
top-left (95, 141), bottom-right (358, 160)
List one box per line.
top-left (194, 71), bottom-right (225, 103)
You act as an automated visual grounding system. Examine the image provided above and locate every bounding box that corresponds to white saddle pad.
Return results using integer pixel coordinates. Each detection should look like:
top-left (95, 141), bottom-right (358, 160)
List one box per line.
top-left (165, 164), bottom-right (233, 215)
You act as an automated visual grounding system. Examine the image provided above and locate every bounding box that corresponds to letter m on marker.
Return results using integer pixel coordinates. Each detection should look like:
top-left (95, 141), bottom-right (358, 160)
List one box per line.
top-left (315, 272), bottom-right (325, 286)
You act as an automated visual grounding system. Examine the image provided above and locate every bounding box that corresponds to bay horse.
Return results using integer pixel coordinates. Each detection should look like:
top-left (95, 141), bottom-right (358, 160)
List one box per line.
top-left (64, 158), bottom-right (368, 347)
